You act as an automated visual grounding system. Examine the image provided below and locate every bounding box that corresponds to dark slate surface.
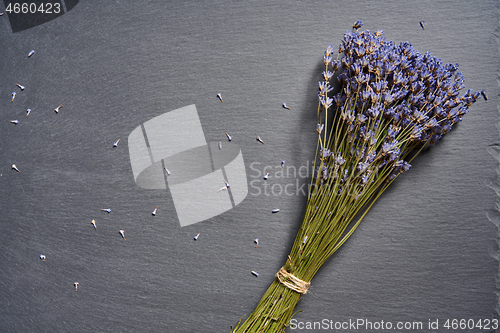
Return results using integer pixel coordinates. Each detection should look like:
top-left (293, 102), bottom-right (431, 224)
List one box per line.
top-left (0, 1), bottom-right (498, 332)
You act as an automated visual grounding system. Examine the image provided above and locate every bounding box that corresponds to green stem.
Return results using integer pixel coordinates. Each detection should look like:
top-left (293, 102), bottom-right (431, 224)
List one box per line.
top-left (231, 280), bottom-right (303, 333)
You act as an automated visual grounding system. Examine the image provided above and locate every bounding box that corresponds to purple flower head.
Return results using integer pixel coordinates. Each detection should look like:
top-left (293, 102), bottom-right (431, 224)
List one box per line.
top-left (361, 90), bottom-right (371, 102)
top-left (359, 127), bottom-right (372, 142)
top-left (337, 72), bottom-right (348, 85)
top-left (366, 105), bottom-right (381, 119)
top-left (360, 173), bottom-right (370, 184)
top-left (410, 126), bottom-right (423, 141)
top-left (412, 110), bottom-right (428, 124)
top-left (388, 146), bottom-right (401, 162)
top-left (320, 148), bottom-right (331, 158)
top-left (335, 153), bottom-right (345, 166)
top-left (354, 46), bottom-right (366, 58)
top-left (322, 166), bottom-right (329, 180)
top-left (424, 118), bottom-right (439, 131)
top-left (325, 44), bottom-right (334, 56)
top-left (331, 60), bottom-right (341, 72)
top-left (351, 63), bottom-right (360, 76)
top-left (387, 124), bottom-right (401, 139)
top-left (357, 161), bottom-right (369, 173)
top-left (356, 113), bottom-right (367, 125)
top-left (445, 63), bottom-right (459, 73)
top-left (410, 81), bottom-right (422, 93)
top-left (393, 160), bottom-right (404, 168)
top-left (382, 92), bottom-right (394, 105)
top-left (433, 96), bottom-right (443, 107)
top-left (333, 93), bottom-right (345, 106)
top-left (319, 95), bottom-right (333, 109)
top-left (341, 168), bottom-right (349, 183)
top-left (323, 70), bottom-right (334, 81)
top-left (318, 81), bottom-right (333, 96)
top-left (383, 107), bottom-right (396, 119)
top-left (365, 151), bottom-right (377, 163)
top-left (381, 142), bottom-right (396, 155)
top-left (370, 91), bottom-right (379, 104)
top-left (324, 55), bottom-right (332, 66)
top-left (392, 72), bottom-right (405, 85)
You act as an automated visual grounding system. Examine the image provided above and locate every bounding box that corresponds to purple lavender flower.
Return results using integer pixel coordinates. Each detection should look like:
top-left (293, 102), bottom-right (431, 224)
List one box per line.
top-left (318, 81), bottom-right (333, 96)
top-left (319, 96), bottom-right (333, 109)
top-left (322, 70), bottom-right (334, 81)
top-left (325, 44), bottom-right (334, 56)
top-left (335, 153), bottom-right (345, 166)
top-left (357, 161), bottom-right (369, 173)
top-left (381, 142), bottom-right (396, 155)
top-left (324, 55), bottom-right (332, 66)
top-left (356, 113), bottom-right (367, 125)
top-left (316, 29), bottom-right (478, 190)
top-left (352, 20), bottom-right (363, 30)
top-left (366, 105), bottom-right (381, 119)
top-left (320, 148), bottom-right (331, 158)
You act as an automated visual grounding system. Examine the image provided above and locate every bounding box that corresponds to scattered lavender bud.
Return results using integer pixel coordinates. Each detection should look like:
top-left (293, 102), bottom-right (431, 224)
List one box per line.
top-left (119, 230), bottom-right (125, 239)
top-left (113, 139), bottom-right (120, 147)
top-left (54, 105), bottom-right (63, 113)
top-left (218, 179), bottom-right (229, 192)
top-left (164, 167), bottom-right (171, 175)
top-left (217, 93), bottom-right (223, 102)
top-left (251, 271), bottom-right (259, 277)
top-left (11, 92), bottom-right (15, 102)
top-left (263, 171), bottom-right (269, 180)
top-left (39, 254), bottom-right (45, 261)
top-left (194, 232), bottom-right (200, 240)
top-left (481, 90), bottom-right (488, 101)
top-left (272, 209), bottom-right (280, 213)
top-left (28, 50), bottom-right (35, 57)
top-left (101, 208), bottom-right (111, 213)
top-left (282, 103), bottom-right (290, 110)
top-left (254, 238), bottom-right (259, 247)
top-left (26, 109), bottom-right (31, 117)
top-left (225, 132), bottom-right (232, 141)
top-left (74, 282), bottom-right (79, 291)
top-left (152, 206), bottom-right (158, 216)
top-left (218, 141), bottom-right (222, 150)
top-left (11, 164), bottom-right (20, 172)
top-left (256, 136), bottom-right (264, 144)
top-left (16, 84), bottom-right (25, 91)
top-left (419, 20), bottom-right (425, 30)
top-left (91, 220), bottom-right (96, 229)
top-left (10, 120), bottom-right (18, 124)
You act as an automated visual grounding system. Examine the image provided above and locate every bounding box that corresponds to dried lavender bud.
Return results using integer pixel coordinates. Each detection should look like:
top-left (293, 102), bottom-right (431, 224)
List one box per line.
top-left (352, 20), bottom-right (363, 30)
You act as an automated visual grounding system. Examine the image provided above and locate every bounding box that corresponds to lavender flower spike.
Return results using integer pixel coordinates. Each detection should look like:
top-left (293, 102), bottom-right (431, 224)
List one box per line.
top-left (352, 20), bottom-right (363, 30)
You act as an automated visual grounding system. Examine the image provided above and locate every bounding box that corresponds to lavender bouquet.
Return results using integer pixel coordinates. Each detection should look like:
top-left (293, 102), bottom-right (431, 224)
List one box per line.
top-left (231, 23), bottom-right (481, 333)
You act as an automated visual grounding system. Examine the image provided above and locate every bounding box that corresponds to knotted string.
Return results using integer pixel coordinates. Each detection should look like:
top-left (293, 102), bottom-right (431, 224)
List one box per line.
top-left (275, 267), bottom-right (310, 294)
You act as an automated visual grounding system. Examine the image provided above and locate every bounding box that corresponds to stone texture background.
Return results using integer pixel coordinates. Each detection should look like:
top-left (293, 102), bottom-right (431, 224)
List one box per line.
top-left (0, 1), bottom-right (498, 332)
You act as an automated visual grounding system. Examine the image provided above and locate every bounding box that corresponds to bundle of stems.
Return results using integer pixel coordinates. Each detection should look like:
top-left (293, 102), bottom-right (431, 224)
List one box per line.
top-left (231, 24), bottom-right (481, 333)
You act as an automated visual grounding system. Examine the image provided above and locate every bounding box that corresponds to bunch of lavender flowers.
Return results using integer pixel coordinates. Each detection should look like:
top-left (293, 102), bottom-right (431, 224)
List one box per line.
top-left (231, 25), bottom-right (481, 333)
